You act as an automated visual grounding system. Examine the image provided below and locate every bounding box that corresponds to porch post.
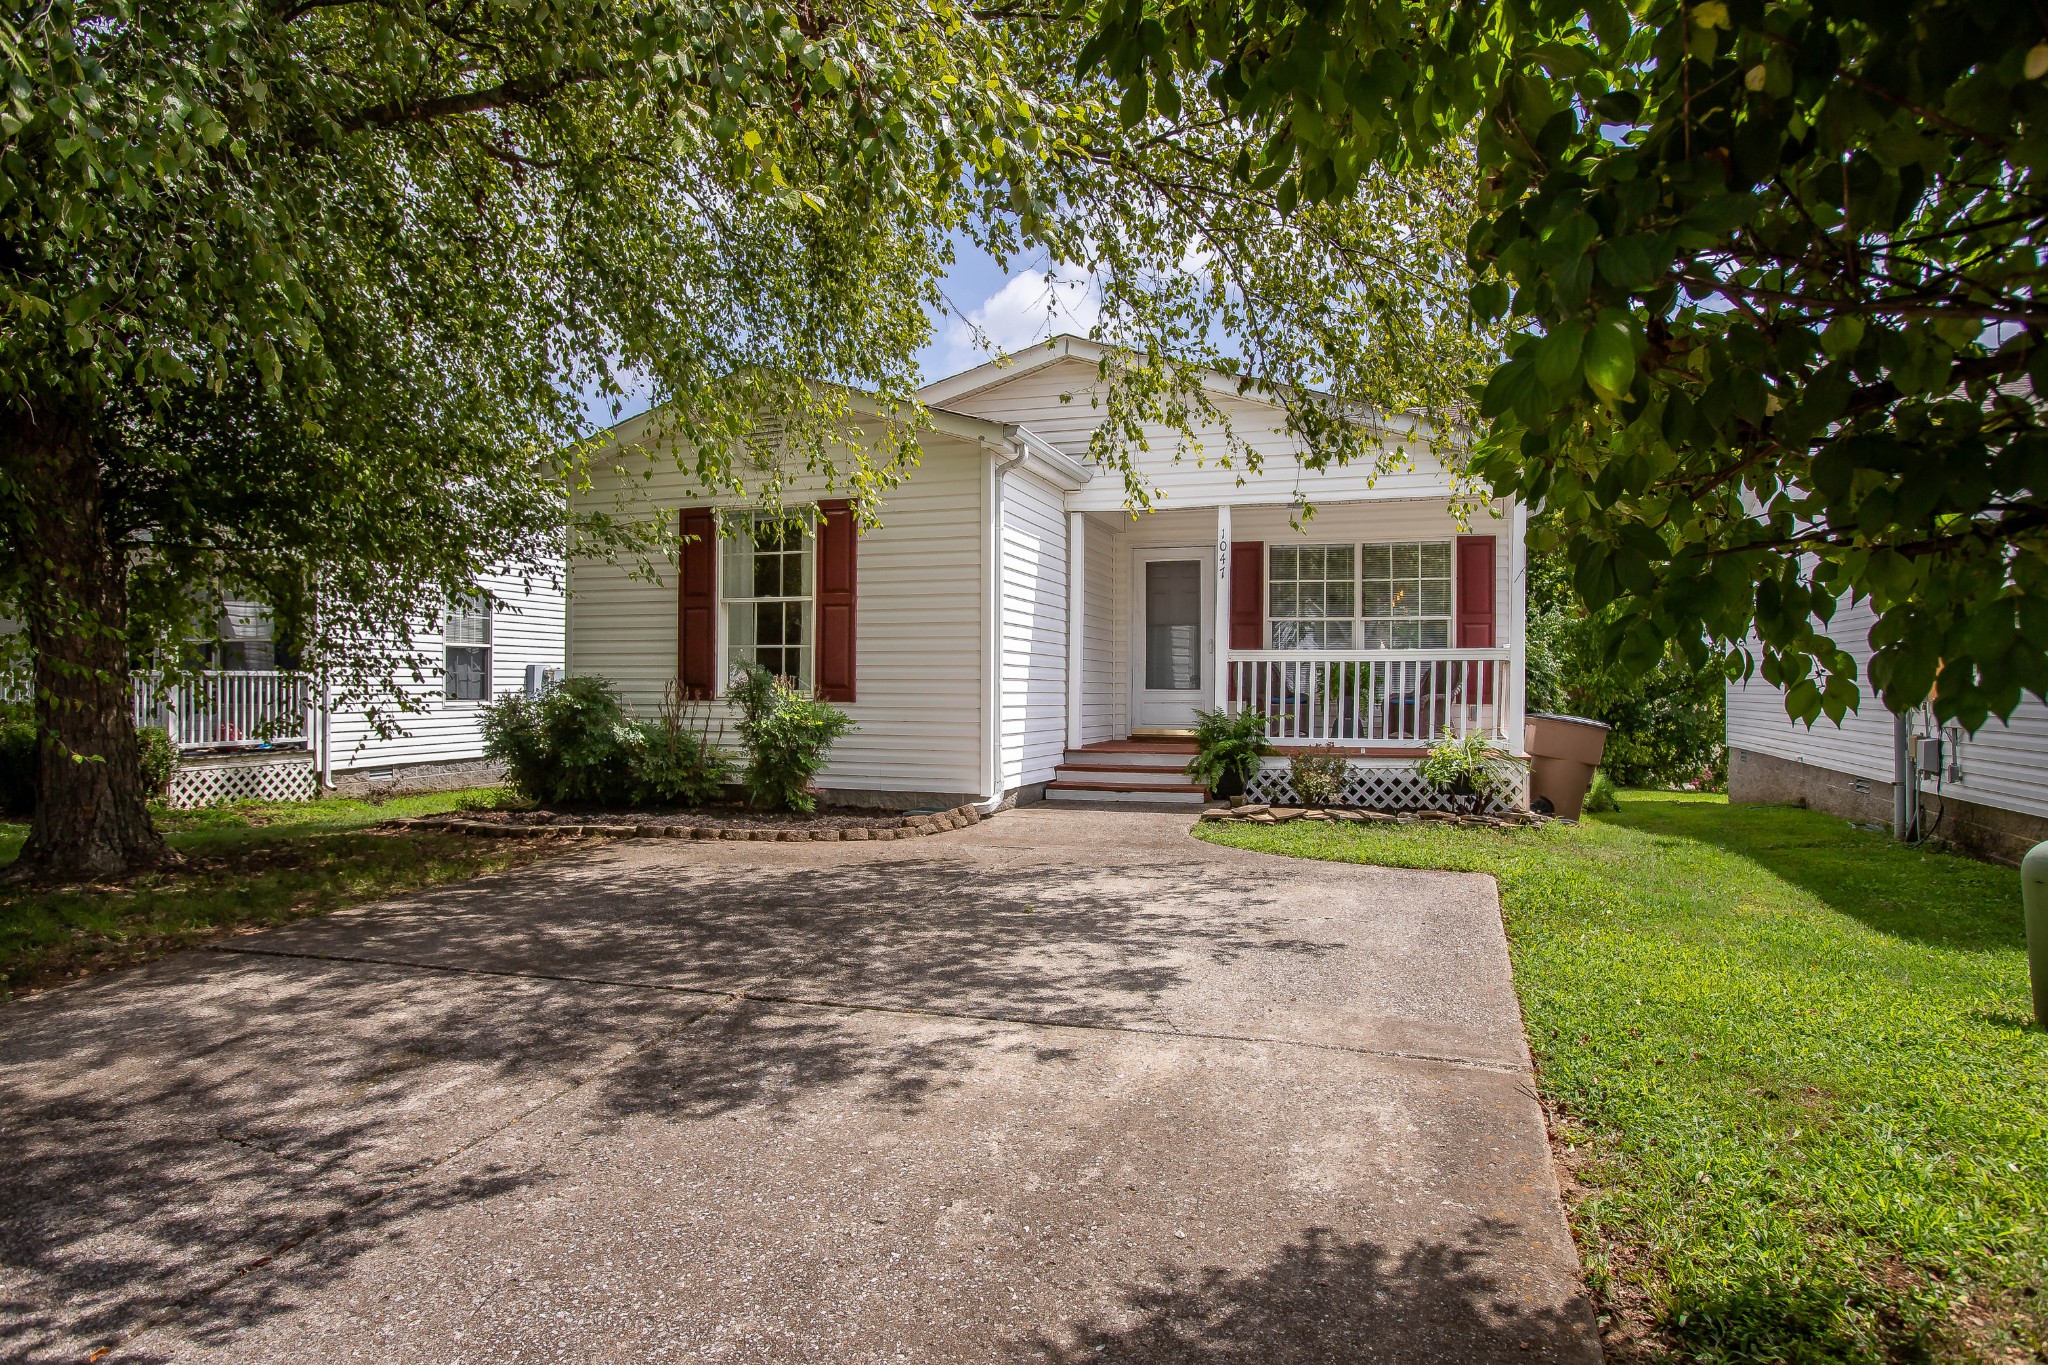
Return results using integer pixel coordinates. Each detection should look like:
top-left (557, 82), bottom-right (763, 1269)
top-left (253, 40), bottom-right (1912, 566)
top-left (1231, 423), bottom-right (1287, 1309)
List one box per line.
top-left (1213, 503), bottom-right (1231, 711)
top-left (1507, 496), bottom-right (1530, 755)
top-left (1067, 510), bottom-right (1086, 751)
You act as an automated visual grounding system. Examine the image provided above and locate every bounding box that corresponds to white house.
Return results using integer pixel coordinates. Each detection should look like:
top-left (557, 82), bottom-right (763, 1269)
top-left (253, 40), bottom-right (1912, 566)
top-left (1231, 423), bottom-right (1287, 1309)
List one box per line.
top-left (567, 337), bottom-right (1528, 810)
top-left (128, 572), bottom-right (564, 806)
top-left (1727, 597), bottom-right (2048, 863)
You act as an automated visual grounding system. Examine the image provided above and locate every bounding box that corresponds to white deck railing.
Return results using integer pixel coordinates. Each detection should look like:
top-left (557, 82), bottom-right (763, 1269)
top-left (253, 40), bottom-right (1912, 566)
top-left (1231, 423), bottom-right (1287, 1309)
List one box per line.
top-left (1227, 649), bottom-right (1512, 746)
top-left (132, 671), bottom-right (312, 751)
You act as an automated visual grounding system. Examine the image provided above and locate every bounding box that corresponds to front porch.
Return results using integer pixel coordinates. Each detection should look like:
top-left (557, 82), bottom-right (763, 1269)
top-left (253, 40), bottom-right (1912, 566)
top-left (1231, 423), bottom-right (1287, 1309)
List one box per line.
top-left (1044, 498), bottom-right (1526, 803)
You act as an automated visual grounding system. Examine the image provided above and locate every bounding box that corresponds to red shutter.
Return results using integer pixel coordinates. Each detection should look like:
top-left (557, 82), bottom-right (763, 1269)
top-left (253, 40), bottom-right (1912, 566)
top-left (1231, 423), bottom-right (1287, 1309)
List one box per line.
top-left (678, 508), bottom-right (718, 698)
top-left (1229, 541), bottom-right (1265, 650)
top-left (1455, 535), bottom-right (1496, 646)
top-left (815, 499), bottom-right (857, 702)
top-left (1455, 534), bottom-right (1497, 705)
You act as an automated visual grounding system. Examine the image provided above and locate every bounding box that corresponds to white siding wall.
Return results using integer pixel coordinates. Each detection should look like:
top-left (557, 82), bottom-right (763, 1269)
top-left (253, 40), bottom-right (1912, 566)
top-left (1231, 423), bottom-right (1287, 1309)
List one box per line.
top-left (325, 570), bottom-right (565, 775)
top-left (933, 358), bottom-right (1462, 511)
top-left (1943, 702), bottom-right (2048, 820)
top-left (1080, 513), bottom-right (1124, 743)
top-left (998, 469), bottom-right (1069, 788)
top-left (1728, 595), bottom-right (2048, 820)
top-left (566, 431), bottom-right (990, 798)
top-left (1725, 597), bottom-right (1895, 785)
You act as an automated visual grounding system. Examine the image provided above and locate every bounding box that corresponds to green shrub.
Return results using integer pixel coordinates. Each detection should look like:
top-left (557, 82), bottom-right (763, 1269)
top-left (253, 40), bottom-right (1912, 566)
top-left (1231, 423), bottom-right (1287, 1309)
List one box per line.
top-left (636, 683), bottom-right (731, 807)
top-left (1525, 542), bottom-right (1727, 788)
top-left (1186, 706), bottom-right (1273, 793)
top-left (728, 663), bottom-right (853, 812)
top-left (1583, 769), bottom-right (1621, 813)
top-left (136, 724), bottom-right (177, 798)
top-left (1287, 748), bottom-right (1348, 806)
top-left (1415, 728), bottom-right (1526, 808)
top-left (0, 716), bottom-right (34, 815)
top-left (480, 674), bottom-right (642, 806)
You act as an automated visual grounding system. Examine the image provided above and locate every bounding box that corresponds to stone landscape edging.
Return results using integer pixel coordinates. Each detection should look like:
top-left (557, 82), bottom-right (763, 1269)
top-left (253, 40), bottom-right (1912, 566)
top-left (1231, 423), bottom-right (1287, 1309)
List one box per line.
top-left (1200, 803), bottom-right (1551, 830)
top-left (392, 802), bottom-right (986, 843)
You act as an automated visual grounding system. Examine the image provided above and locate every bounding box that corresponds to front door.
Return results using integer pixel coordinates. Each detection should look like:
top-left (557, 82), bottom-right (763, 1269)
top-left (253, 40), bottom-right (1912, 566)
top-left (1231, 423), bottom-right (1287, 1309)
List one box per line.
top-left (1131, 548), bottom-right (1216, 732)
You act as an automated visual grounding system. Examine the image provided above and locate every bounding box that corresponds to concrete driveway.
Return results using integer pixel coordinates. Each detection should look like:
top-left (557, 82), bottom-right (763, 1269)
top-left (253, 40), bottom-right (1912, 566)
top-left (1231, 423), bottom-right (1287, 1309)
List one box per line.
top-left (0, 807), bottom-right (1597, 1364)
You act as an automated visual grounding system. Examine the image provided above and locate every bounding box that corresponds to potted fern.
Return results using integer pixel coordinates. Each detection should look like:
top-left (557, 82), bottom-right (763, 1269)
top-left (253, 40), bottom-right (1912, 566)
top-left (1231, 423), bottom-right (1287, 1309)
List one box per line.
top-left (1415, 728), bottom-right (1526, 814)
top-left (1186, 706), bottom-right (1273, 798)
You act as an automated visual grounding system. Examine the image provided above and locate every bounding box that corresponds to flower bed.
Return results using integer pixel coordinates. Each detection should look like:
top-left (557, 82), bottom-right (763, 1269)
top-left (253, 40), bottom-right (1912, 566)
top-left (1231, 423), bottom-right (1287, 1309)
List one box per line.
top-left (399, 802), bottom-right (986, 843)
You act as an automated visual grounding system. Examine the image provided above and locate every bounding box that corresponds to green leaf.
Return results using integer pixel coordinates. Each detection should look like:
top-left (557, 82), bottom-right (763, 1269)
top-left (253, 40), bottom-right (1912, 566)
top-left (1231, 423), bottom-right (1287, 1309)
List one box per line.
top-left (1533, 320), bottom-right (1588, 393)
top-left (1583, 320), bottom-right (1635, 403)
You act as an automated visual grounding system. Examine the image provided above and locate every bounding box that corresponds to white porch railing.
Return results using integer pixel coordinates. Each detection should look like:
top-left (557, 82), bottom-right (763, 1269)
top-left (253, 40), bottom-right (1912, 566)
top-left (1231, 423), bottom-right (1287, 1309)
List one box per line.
top-left (132, 671), bottom-right (312, 751)
top-left (1227, 649), bottom-right (1512, 746)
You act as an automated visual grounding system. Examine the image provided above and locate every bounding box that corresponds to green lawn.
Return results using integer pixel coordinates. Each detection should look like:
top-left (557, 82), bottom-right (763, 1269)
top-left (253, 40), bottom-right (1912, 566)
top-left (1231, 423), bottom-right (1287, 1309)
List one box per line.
top-left (0, 788), bottom-right (567, 998)
top-left (1199, 793), bottom-right (2048, 1364)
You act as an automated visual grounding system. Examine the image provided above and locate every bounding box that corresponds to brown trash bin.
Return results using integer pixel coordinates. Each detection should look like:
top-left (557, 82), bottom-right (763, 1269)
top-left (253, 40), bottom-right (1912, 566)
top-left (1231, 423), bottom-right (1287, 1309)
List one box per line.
top-left (1525, 713), bottom-right (1611, 819)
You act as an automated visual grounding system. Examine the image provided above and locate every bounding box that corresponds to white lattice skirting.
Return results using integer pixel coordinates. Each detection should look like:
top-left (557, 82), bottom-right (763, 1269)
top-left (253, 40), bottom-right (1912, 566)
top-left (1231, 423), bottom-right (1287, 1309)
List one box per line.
top-left (1244, 759), bottom-right (1521, 814)
top-left (166, 753), bottom-right (318, 809)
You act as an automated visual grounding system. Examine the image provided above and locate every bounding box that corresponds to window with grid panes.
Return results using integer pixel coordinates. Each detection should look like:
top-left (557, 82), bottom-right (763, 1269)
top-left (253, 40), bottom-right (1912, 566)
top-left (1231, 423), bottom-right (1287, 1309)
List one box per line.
top-left (444, 592), bottom-right (492, 700)
top-left (723, 515), bottom-right (813, 687)
top-left (1267, 544), bottom-right (1356, 649)
top-left (1360, 542), bottom-right (1453, 648)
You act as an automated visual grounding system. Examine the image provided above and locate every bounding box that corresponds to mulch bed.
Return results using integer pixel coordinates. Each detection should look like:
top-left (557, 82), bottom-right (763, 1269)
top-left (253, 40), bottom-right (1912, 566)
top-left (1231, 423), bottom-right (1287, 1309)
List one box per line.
top-left (400, 802), bottom-right (985, 843)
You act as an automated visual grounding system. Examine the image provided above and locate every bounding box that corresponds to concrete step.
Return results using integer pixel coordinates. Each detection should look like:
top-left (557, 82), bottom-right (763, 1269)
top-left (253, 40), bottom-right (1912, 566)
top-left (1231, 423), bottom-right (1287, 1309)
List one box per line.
top-left (1044, 782), bottom-right (1210, 805)
top-left (1050, 763), bottom-right (1195, 788)
top-left (1059, 747), bottom-right (1195, 771)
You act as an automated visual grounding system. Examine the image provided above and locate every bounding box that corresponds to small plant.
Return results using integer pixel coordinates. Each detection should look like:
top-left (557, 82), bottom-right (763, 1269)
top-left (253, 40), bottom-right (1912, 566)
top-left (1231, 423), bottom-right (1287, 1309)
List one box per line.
top-left (1583, 769), bottom-right (1620, 813)
top-left (636, 681), bottom-right (732, 807)
top-left (1415, 728), bottom-right (1525, 811)
top-left (480, 674), bottom-right (642, 806)
top-left (1186, 706), bottom-right (1274, 795)
top-left (136, 724), bottom-right (178, 798)
top-left (728, 663), bottom-right (854, 812)
top-left (1288, 748), bottom-right (1349, 807)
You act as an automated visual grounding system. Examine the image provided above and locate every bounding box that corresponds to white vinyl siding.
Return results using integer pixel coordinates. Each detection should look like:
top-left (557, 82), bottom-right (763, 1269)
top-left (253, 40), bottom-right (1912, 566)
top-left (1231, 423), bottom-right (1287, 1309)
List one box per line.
top-left (1725, 596), bottom-right (1896, 785)
top-left (1081, 513), bottom-right (1124, 744)
top-left (999, 467), bottom-right (1070, 789)
top-left (324, 569), bottom-right (565, 775)
top-left (1727, 595), bottom-right (2048, 820)
top-left (930, 356), bottom-right (1464, 512)
top-left (567, 424), bottom-right (989, 798)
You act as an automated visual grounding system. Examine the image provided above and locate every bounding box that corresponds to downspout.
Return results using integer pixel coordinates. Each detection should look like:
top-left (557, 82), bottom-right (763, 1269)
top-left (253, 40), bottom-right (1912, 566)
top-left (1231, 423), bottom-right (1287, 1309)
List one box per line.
top-left (979, 442), bottom-right (1027, 813)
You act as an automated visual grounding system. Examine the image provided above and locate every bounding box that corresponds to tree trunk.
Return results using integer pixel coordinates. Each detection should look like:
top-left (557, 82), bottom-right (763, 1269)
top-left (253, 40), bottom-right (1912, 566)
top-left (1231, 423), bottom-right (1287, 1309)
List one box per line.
top-left (4, 407), bottom-right (173, 881)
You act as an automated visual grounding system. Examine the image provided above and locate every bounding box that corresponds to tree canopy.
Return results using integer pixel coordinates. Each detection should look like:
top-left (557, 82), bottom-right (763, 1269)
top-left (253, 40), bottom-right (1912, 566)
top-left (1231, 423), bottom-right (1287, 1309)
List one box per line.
top-left (1084, 0), bottom-right (2048, 733)
top-left (2, 0), bottom-right (1485, 875)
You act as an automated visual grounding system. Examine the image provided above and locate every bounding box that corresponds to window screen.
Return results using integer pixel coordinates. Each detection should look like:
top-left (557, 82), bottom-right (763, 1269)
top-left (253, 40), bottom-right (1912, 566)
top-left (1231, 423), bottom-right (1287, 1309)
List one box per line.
top-left (445, 592), bottom-right (492, 700)
top-left (1267, 544), bottom-right (1356, 650)
top-left (1360, 542), bottom-right (1453, 649)
top-left (723, 516), bottom-right (814, 687)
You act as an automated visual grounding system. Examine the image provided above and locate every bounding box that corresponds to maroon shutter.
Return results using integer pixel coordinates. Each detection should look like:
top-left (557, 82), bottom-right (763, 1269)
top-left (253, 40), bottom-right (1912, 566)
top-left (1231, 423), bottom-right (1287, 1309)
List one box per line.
top-left (1455, 535), bottom-right (1496, 647)
top-left (1455, 534), bottom-right (1497, 704)
top-left (815, 500), bottom-right (857, 702)
top-left (678, 508), bottom-right (718, 698)
top-left (1229, 541), bottom-right (1265, 650)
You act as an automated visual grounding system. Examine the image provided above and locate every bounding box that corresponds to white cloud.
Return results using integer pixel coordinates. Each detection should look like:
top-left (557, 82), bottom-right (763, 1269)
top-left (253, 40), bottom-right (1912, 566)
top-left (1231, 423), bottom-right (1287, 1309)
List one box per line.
top-left (931, 264), bottom-right (1102, 378)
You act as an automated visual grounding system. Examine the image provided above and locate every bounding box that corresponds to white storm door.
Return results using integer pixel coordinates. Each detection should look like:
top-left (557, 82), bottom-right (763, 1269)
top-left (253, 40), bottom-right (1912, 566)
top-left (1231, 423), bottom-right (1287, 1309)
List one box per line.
top-left (1131, 548), bottom-right (1216, 731)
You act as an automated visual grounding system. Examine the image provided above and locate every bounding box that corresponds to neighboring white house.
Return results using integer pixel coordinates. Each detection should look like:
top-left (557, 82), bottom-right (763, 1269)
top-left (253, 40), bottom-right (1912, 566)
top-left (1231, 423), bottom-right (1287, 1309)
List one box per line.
top-left (1727, 596), bottom-right (2048, 863)
top-left (567, 336), bottom-right (1529, 810)
top-left (119, 572), bottom-right (564, 806)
